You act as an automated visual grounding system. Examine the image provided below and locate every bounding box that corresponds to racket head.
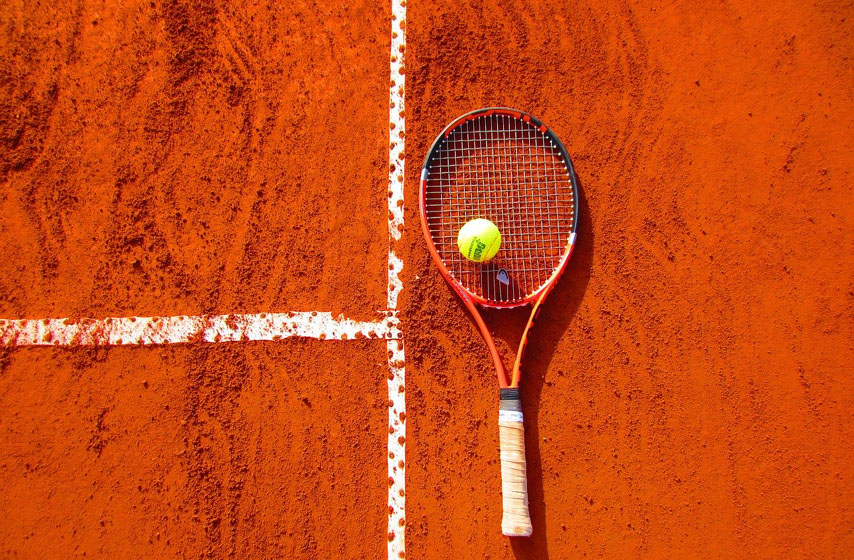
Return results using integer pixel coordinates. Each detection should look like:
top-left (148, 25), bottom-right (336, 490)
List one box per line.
top-left (419, 108), bottom-right (579, 308)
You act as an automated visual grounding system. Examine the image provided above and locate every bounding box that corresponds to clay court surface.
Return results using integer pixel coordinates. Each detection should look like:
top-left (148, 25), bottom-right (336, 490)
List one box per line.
top-left (0, 0), bottom-right (851, 558)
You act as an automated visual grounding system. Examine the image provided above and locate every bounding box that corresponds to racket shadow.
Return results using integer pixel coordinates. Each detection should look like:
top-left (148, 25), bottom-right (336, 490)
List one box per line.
top-left (484, 178), bottom-right (592, 558)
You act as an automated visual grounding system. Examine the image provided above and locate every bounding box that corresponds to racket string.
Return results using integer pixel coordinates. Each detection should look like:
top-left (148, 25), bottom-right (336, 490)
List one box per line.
top-left (425, 114), bottom-right (576, 305)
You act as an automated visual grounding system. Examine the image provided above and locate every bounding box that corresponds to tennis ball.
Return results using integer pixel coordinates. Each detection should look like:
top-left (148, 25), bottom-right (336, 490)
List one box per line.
top-left (457, 218), bottom-right (501, 262)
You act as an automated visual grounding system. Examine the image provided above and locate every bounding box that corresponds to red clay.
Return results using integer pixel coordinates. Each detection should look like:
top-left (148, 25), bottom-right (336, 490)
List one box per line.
top-left (0, 0), bottom-right (852, 558)
top-left (0, 0), bottom-right (390, 320)
top-left (403, 1), bottom-right (852, 558)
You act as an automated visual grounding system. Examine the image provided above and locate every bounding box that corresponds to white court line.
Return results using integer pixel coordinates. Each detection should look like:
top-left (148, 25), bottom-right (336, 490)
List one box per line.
top-left (0, 1), bottom-right (407, 557)
top-left (386, 0), bottom-right (407, 557)
top-left (386, 338), bottom-right (406, 553)
top-left (0, 312), bottom-right (399, 346)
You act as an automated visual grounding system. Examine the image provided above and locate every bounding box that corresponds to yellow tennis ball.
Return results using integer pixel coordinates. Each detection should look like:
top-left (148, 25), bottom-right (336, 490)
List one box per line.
top-left (457, 218), bottom-right (501, 262)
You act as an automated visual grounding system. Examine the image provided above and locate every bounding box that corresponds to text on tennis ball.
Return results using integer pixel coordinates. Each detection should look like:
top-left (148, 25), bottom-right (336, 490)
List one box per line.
top-left (457, 218), bottom-right (502, 263)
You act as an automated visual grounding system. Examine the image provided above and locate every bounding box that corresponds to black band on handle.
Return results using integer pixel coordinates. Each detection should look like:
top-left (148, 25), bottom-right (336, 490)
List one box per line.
top-left (500, 387), bottom-right (521, 401)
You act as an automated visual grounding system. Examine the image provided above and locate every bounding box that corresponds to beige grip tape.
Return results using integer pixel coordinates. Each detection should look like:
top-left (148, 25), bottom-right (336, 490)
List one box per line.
top-left (499, 410), bottom-right (532, 536)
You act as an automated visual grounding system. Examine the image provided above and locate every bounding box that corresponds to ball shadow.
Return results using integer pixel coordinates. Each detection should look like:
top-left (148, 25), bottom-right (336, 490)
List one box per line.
top-left (482, 178), bottom-right (592, 559)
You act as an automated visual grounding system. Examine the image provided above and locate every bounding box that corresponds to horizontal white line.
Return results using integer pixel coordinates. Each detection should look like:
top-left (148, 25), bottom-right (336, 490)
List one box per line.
top-left (0, 312), bottom-right (401, 346)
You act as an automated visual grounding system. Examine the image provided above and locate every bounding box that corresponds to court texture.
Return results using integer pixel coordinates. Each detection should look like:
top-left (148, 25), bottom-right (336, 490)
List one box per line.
top-left (0, 1), bottom-right (850, 558)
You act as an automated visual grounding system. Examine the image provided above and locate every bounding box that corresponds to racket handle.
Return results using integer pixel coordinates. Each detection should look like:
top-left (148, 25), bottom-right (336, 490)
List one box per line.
top-left (498, 389), bottom-right (532, 537)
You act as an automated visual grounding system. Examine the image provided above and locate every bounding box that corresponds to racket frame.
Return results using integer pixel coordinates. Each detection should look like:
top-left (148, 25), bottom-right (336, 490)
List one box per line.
top-left (419, 107), bottom-right (579, 537)
top-left (419, 107), bottom-right (579, 389)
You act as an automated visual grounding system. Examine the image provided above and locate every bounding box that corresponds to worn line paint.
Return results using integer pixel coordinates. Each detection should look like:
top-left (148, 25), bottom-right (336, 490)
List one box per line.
top-left (386, 0), bottom-right (407, 557)
top-left (386, 338), bottom-right (406, 556)
top-left (0, 312), bottom-right (400, 346)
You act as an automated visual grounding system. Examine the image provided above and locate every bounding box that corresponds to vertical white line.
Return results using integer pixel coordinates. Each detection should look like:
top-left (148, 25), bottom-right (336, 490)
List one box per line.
top-left (387, 0), bottom-right (406, 312)
top-left (386, 0), bottom-right (406, 558)
top-left (386, 338), bottom-right (406, 559)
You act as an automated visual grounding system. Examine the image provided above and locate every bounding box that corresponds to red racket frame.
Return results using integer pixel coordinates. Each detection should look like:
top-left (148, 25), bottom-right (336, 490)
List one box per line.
top-left (419, 107), bottom-right (579, 389)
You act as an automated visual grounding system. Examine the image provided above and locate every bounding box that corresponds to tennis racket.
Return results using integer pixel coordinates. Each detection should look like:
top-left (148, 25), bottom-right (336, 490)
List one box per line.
top-left (419, 107), bottom-right (579, 537)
